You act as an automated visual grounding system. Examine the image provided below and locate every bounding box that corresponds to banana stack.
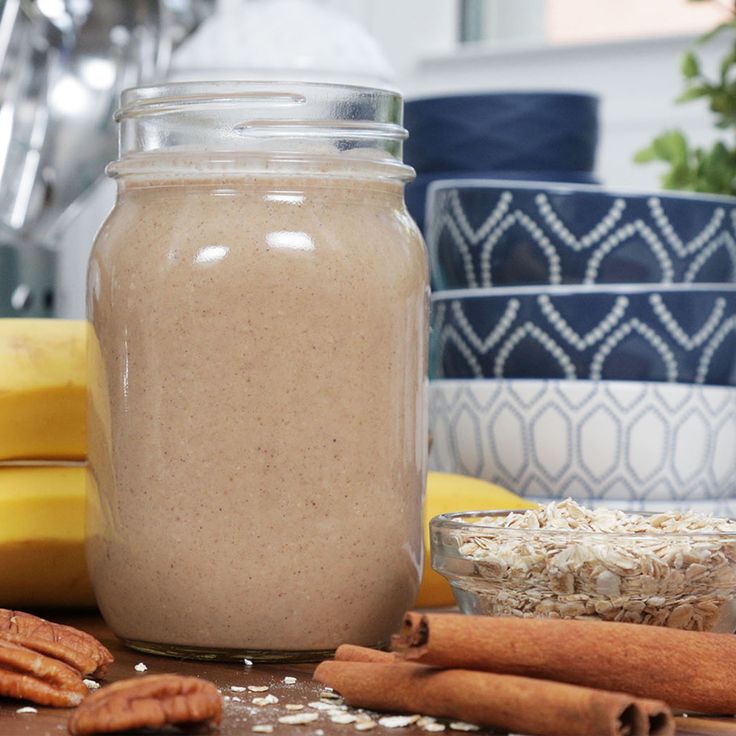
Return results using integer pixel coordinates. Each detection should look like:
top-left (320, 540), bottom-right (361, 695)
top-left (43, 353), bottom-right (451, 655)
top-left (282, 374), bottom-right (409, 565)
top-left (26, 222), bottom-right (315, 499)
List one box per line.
top-left (0, 319), bottom-right (93, 608)
top-left (0, 319), bottom-right (535, 609)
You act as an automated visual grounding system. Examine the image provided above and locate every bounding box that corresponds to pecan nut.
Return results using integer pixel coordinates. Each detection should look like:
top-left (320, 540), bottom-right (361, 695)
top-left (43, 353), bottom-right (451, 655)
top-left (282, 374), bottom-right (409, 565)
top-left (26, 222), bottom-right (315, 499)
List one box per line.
top-left (68, 674), bottom-right (222, 735)
top-left (0, 609), bottom-right (113, 676)
top-left (0, 639), bottom-right (88, 707)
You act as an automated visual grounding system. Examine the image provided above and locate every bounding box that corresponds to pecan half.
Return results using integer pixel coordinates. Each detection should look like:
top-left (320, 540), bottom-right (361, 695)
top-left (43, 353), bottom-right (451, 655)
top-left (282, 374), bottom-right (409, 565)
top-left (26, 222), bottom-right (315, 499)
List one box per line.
top-left (0, 639), bottom-right (88, 707)
top-left (0, 609), bottom-right (113, 677)
top-left (67, 674), bottom-right (222, 735)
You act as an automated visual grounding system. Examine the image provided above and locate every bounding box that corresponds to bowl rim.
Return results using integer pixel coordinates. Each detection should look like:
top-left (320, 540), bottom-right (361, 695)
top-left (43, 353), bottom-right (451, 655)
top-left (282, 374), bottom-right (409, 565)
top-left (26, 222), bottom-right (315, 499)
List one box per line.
top-left (415, 170), bottom-right (600, 183)
top-left (431, 283), bottom-right (736, 299)
top-left (430, 509), bottom-right (736, 538)
top-left (425, 177), bottom-right (736, 205)
top-left (429, 376), bottom-right (736, 397)
top-left (406, 91), bottom-right (600, 106)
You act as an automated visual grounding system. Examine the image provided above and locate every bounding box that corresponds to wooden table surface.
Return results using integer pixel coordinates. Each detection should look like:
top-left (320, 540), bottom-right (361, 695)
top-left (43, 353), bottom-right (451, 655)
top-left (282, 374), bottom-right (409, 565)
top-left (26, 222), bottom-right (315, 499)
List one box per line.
top-left (0, 612), bottom-right (733, 736)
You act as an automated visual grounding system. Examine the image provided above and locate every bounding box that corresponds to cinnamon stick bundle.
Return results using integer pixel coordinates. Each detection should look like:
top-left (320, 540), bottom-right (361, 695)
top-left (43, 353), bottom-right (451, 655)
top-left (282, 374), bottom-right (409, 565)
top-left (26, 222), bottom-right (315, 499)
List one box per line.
top-left (315, 659), bottom-right (673, 736)
top-left (393, 612), bottom-right (736, 714)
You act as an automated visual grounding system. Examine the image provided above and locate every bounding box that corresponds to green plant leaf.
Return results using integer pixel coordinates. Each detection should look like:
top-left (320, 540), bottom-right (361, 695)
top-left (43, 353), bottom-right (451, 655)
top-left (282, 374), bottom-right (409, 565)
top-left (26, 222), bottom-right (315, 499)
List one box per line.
top-left (696, 19), bottom-right (736, 46)
top-left (720, 48), bottom-right (736, 82)
top-left (676, 84), bottom-right (711, 103)
top-left (633, 145), bottom-right (657, 163)
top-left (656, 130), bottom-right (689, 163)
top-left (636, 13), bottom-right (736, 195)
top-left (682, 50), bottom-right (700, 79)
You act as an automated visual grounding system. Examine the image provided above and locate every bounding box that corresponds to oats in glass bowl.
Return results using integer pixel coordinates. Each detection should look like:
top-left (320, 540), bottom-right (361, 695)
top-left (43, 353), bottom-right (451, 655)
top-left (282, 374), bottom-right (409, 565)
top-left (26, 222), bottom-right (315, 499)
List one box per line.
top-left (430, 499), bottom-right (736, 632)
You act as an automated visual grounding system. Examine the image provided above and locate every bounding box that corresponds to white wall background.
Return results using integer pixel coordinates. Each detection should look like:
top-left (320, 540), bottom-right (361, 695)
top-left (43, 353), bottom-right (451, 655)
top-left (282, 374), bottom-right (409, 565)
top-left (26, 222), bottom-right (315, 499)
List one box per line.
top-left (323, 0), bottom-right (724, 191)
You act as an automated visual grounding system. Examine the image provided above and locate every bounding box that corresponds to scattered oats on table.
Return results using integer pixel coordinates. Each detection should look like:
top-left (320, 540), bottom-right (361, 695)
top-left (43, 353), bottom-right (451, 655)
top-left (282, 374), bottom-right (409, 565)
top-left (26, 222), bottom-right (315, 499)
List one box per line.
top-left (231, 685), bottom-right (247, 692)
top-left (320, 689), bottom-right (342, 701)
top-left (331, 713), bottom-right (358, 724)
top-left (451, 498), bottom-right (736, 631)
top-left (355, 720), bottom-right (377, 731)
top-left (16, 707), bottom-right (37, 714)
top-left (133, 662), bottom-right (147, 672)
top-left (253, 694), bottom-right (280, 706)
top-left (449, 723), bottom-right (479, 732)
top-left (252, 725), bottom-right (274, 733)
top-left (248, 685), bottom-right (270, 692)
top-left (283, 676), bottom-right (298, 684)
top-left (378, 715), bottom-right (421, 728)
top-left (279, 712), bottom-right (320, 725)
top-left (285, 704), bottom-right (304, 710)
top-left (418, 717), bottom-right (446, 732)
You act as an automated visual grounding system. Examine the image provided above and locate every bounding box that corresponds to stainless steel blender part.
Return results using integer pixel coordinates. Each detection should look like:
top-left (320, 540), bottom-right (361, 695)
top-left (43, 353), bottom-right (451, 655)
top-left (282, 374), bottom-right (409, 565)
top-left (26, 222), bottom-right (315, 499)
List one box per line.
top-left (0, 0), bottom-right (214, 317)
top-left (0, 0), bottom-right (58, 315)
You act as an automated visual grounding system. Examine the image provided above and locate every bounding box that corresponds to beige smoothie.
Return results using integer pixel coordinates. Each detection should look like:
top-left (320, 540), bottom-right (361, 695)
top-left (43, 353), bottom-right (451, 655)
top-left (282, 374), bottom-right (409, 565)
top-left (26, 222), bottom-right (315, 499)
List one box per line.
top-left (87, 165), bottom-right (428, 656)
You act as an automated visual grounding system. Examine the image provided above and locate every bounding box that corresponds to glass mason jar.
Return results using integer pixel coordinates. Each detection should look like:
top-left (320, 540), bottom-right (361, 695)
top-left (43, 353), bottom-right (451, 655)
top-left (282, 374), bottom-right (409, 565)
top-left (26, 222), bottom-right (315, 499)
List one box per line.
top-left (86, 82), bottom-right (428, 662)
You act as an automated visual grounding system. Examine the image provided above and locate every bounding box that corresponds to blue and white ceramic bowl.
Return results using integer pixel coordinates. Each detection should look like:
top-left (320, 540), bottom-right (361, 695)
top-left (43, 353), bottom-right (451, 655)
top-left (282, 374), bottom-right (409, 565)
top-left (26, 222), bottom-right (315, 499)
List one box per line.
top-left (426, 181), bottom-right (736, 288)
top-left (429, 378), bottom-right (736, 513)
top-left (407, 171), bottom-right (600, 233)
top-left (431, 285), bottom-right (736, 386)
top-left (404, 92), bottom-right (599, 175)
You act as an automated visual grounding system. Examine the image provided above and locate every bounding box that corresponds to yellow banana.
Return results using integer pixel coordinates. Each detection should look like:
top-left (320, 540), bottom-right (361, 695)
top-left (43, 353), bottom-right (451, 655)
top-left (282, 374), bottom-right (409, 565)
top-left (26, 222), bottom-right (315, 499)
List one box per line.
top-left (0, 319), bottom-right (86, 461)
top-left (416, 472), bottom-right (537, 608)
top-left (0, 320), bottom-right (539, 611)
top-left (0, 465), bottom-right (94, 608)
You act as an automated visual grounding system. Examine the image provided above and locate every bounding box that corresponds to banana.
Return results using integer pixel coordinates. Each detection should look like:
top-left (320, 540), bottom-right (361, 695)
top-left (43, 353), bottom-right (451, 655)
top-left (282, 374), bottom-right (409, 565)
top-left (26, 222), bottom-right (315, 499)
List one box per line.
top-left (416, 472), bottom-right (537, 608)
top-left (0, 320), bottom-right (537, 611)
top-left (0, 465), bottom-right (94, 608)
top-left (0, 463), bottom-right (531, 609)
top-left (0, 319), bottom-right (86, 461)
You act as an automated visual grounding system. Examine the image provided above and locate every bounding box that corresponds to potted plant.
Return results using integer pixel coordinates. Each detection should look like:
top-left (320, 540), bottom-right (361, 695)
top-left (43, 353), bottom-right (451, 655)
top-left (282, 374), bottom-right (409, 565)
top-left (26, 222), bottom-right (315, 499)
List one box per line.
top-left (636, 10), bottom-right (736, 195)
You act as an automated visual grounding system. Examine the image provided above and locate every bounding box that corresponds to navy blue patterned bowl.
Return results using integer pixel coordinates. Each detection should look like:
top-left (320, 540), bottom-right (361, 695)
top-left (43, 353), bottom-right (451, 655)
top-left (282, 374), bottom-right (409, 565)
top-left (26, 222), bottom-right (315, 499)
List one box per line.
top-left (407, 171), bottom-right (601, 233)
top-left (404, 92), bottom-right (599, 175)
top-left (430, 285), bottom-right (736, 386)
top-left (426, 181), bottom-right (736, 288)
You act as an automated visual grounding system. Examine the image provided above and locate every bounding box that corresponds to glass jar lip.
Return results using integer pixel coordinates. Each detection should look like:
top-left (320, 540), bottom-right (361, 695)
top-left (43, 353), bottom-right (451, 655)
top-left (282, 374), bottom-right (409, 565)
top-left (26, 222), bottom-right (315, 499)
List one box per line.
top-left (112, 80), bottom-right (413, 180)
top-left (115, 80), bottom-right (404, 134)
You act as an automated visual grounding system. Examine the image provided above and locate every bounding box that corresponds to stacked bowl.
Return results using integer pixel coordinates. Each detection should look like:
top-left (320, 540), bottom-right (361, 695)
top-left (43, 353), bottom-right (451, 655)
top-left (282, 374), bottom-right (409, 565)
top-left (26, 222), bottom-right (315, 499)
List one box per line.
top-left (427, 180), bottom-right (736, 514)
top-left (403, 92), bottom-right (600, 231)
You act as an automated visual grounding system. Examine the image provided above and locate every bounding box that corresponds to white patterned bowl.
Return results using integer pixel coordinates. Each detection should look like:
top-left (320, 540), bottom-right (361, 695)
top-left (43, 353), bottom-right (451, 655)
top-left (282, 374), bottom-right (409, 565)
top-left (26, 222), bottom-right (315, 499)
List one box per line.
top-left (429, 379), bottom-right (736, 513)
top-left (425, 180), bottom-right (736, 289)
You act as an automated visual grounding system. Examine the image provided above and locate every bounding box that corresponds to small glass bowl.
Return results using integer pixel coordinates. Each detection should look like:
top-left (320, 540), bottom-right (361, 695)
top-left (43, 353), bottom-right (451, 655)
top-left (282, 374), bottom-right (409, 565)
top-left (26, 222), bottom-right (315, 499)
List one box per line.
top-left (430, 510), bottom-right (736, 632)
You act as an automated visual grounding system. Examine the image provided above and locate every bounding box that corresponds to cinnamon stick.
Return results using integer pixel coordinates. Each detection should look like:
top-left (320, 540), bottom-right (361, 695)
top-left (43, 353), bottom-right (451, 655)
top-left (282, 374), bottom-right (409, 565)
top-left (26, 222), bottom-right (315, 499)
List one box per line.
top-left (334, 645), bottom-right (398, 664)
top-left (314, 660), bottom-right (673, 736)
top-left (392, 613), bottom-right (736, 714)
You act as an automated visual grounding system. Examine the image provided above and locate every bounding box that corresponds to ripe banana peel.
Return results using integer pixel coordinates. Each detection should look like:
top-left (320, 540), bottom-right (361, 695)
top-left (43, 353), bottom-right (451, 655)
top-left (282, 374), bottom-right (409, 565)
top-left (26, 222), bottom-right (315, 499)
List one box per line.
top-left (0, 465), bottom-right (95, 608)
top-left (0, 319), bottom-right (85, 461)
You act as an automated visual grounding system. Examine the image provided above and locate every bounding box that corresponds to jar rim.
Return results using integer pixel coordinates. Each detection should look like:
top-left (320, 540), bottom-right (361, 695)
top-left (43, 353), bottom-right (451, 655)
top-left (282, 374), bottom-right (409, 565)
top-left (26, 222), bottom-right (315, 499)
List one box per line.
top-left (113, 80), bottom-right (412, 179)
top-left (116, 80), bottom-right (404, 127)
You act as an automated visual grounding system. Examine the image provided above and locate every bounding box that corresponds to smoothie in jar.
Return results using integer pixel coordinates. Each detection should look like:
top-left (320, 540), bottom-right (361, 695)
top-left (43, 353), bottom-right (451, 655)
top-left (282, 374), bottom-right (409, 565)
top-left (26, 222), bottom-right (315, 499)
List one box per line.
top-left (86, 83), bottom-right (428, 661)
